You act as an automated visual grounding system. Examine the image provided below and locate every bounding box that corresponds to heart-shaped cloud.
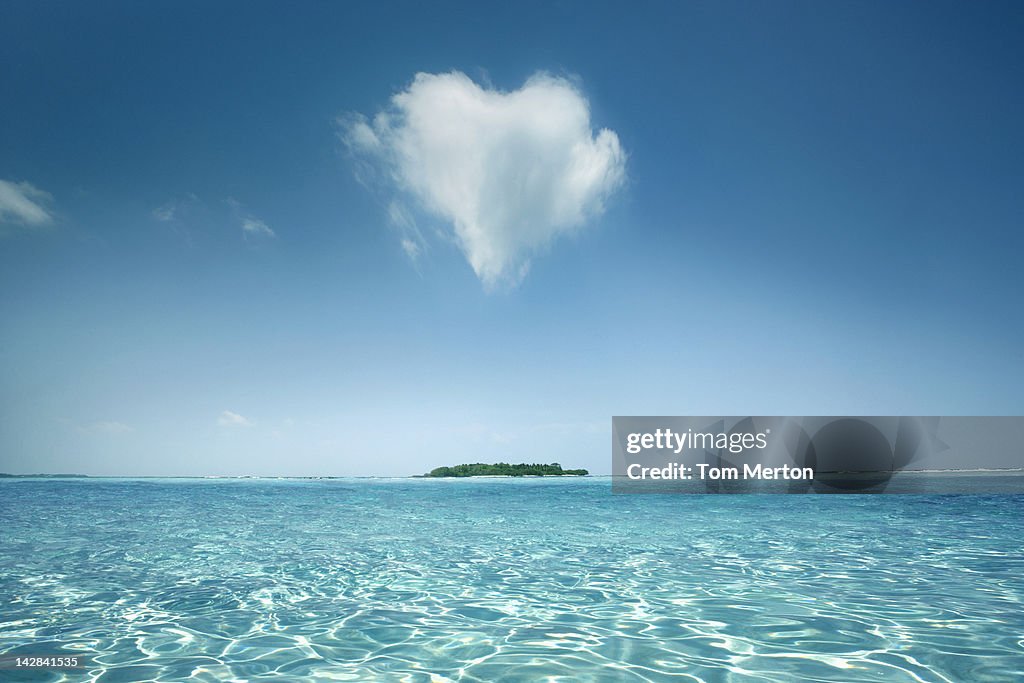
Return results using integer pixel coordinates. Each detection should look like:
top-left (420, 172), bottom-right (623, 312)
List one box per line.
top-left (342, 71), bottom-right (626, 287)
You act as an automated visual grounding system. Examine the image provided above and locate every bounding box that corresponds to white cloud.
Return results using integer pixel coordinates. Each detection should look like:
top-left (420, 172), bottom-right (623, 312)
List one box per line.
top-left (227, 198), bottom-right (276, 240)
top-left (400, 238), bottom-right (421, 261)
top-left (341, 71), bottom-right (626, 287)
top-left (0, 179), bottom-right (53, 226)
top-left (241, 217), bottom-right (275, 238)
top-left (218, 410), bottom-right (253, 427)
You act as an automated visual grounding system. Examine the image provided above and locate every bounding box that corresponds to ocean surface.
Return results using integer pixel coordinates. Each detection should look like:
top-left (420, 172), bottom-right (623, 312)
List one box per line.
top-left (1, 477), bottom-right (1022, 682)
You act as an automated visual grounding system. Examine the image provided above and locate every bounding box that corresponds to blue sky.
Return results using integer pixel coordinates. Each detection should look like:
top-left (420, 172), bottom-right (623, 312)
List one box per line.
top-left (2, 1), bottom-right (1022, 476)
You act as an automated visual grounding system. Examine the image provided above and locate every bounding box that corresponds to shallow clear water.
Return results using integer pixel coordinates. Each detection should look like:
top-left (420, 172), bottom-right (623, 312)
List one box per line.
top-left (1, 478), bottom-right (1022, 682)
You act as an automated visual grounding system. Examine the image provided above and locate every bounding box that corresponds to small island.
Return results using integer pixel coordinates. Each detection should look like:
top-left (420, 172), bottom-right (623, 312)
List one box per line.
top-left (423, 462), bottom-right (588, 477)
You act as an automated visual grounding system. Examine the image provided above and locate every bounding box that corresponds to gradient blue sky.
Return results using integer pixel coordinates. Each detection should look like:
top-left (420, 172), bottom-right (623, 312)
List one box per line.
top-left (2, 1), bottom-right (1022, 476)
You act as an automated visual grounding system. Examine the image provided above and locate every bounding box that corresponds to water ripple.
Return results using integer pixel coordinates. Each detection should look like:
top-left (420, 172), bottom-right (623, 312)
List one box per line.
top-left (1, 479), bottom-right (1022, 681)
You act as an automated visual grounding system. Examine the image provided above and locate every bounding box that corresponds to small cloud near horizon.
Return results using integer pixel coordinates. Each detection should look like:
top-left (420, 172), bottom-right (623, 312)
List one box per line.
top-left (218, 410), bottom-right (254, 427)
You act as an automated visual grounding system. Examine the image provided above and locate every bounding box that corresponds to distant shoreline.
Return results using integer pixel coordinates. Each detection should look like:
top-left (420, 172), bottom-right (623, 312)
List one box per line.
top-left (3, 468), bottom-right (1024, 480)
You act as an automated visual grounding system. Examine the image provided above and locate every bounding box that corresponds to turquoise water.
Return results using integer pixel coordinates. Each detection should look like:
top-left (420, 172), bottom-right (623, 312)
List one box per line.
top-left (1, 478), bottom-right (1022, 682)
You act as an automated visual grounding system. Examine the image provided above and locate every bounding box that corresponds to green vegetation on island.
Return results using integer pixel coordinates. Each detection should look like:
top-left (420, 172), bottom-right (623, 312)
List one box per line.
top-left (424, 462), bottom-right (588, 477)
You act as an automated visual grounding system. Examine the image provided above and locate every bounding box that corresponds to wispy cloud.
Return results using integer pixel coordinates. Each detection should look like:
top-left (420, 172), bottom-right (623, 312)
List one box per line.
top-left (153, 195), bottom-right (276, 245)
top-left (152, 193), bottom-right (200, 223)
top-left (218, 410), bottom-right (253, 427)
top-left (241, 217), bottom-right (275, 238)
top-left (0, 179), bottom-right (54, 227)
top-left (151, 193), bottom-right (204, 246)
top-left (388, 201), bottom-right (426, 265)
top-left (400, 238), bottom-right (421, 261)
top-left (340, 71), bottom-right (626, 288)
top-left (228, 198), bottom-right (276, 241)
top-left (152, 204), bottom-right (176, 222)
